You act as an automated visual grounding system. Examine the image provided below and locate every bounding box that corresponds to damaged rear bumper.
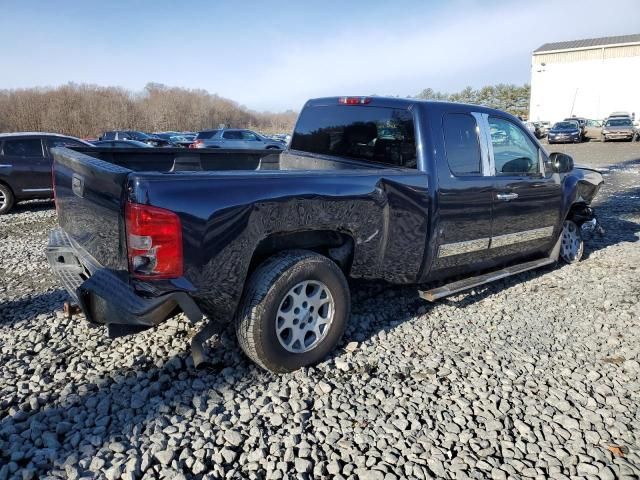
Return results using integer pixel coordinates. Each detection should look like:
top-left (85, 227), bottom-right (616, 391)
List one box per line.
top-left (45, 228), bottom-right (202, 335)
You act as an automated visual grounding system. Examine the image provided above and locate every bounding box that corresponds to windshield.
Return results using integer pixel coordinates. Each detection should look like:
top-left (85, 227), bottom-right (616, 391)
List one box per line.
top-left (553, 122), bottom-right (578, 129)
top-left (606, 119), bottom-right (632, 127)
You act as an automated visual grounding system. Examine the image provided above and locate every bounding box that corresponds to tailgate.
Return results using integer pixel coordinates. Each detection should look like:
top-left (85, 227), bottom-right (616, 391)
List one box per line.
top-left (52, 147), bottom-right (130, 270)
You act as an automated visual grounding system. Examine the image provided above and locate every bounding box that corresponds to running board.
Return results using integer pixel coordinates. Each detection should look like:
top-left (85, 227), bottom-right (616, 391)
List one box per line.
top-left (419, 257), bottom-right (556, 302)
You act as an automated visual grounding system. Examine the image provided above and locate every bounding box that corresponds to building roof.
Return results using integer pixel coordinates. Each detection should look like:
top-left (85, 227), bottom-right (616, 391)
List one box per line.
top-left (534, 33), bottom-right (640, 54)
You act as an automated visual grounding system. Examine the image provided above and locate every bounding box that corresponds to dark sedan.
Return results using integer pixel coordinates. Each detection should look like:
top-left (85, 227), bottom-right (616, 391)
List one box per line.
top-left (547, 121), bottom-right (582, 144)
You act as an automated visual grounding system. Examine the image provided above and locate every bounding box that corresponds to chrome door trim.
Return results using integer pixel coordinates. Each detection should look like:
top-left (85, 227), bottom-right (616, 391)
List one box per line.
top-left (22, 188), bottom-right (53, 192)
top-left (490, 226), bottom-right (554, 249)
top-left (475, 113), bottom-right (495, 175)
top-left (471, 112), bottom-right (491, 176)
top-left (437, 225), bottom-right (556, 258)
top-left (438, 237), bottom-right (490, 258)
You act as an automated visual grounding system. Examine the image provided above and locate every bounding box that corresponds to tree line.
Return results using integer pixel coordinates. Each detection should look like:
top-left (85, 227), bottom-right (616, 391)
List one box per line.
top-left (0, 83), bottom-right (298, 137)
top-left (414, 84), bottom-right (530, 118)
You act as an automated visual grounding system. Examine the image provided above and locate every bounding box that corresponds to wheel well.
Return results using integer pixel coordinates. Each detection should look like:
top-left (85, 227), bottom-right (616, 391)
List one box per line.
top-left (0, 180), bottom-right (15, 200)
top-left (248, 230), bottom-right (354, 275)
top-left (566, 202), bottom-right (594, 225)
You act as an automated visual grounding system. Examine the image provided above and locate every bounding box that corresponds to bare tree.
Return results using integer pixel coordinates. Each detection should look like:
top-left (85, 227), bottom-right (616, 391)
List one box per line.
top-left (0, 83), bottom-right (299, 137)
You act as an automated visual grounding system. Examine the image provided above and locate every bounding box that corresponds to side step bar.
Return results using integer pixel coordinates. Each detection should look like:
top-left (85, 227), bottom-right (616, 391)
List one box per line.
top-left (419, 257), bottom-right (556, 302)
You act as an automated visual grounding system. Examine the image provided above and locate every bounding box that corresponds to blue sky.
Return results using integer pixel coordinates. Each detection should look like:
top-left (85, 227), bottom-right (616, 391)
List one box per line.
top-left (0, 0), bottom-right (638, 111)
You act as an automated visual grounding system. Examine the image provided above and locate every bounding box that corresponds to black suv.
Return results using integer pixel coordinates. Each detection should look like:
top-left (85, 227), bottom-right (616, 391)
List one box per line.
top-left (0, 133), bottom-right (92, 214)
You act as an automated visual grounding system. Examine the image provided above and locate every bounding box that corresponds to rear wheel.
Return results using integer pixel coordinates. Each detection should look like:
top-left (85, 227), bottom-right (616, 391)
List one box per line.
top-left (560, 220), bottom-right (584, 263)
top-left (236, 250), bottom-right (350, 373)
top-left (0, 184), bottom-right (15, 215)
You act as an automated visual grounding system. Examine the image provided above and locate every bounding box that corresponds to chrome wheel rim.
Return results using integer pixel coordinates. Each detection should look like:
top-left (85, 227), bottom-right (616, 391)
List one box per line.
top-left (276, 280), bottom-right (335, 354)
top-left (0, 190), bottom-right (5, 210)
top-left (561, 220), bottom-right (583, 261)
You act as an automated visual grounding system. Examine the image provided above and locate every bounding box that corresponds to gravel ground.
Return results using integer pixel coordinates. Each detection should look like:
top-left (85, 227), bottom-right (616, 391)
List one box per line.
top-left (1, 142), bottom-right (639, 479)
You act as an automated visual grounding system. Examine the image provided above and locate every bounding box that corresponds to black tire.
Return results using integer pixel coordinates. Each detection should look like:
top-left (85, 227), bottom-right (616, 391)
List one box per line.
top-left (0, 184), bottom-right (15, 215)
top-left (235, 250), bottom-right (350, 373)
top-left (602, 136), bottom-right (607, 143)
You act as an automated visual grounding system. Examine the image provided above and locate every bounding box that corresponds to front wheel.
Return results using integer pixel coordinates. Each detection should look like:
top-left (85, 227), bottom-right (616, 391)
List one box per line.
top-left (236, 250), bottom-right (350, 373)
top-left (0, 184), bottom-right (15, 215)
top-left (560, 220), bottom-right (584, 263)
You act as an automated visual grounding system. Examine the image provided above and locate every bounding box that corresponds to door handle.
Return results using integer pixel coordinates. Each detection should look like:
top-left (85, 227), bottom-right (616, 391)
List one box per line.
top-left (496, 192), bottom-right (518, 201)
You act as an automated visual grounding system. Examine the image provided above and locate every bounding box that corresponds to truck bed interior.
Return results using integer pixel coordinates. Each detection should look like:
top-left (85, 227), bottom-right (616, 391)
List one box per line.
top-left (72, 147), bottom-right (383, 173)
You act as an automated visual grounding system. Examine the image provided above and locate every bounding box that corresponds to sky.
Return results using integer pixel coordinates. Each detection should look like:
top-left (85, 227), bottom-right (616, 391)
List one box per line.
top-left (0, 0), bottom-right (638, 112)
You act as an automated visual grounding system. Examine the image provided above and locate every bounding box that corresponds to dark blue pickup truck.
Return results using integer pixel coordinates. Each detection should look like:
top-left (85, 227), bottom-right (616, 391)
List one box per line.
top-left (47, 97), bottom-right (603, 373)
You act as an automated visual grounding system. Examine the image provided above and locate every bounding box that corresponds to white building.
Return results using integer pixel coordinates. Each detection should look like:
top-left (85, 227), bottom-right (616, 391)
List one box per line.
top-left (529, 34), bottom-right (640, 123)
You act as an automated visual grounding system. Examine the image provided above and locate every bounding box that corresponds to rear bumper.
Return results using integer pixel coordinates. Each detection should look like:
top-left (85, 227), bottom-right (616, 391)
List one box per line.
top-left (46, 228), bottom-right (202, 330)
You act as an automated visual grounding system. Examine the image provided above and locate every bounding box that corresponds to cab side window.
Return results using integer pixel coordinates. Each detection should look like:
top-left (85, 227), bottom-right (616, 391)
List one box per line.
top-left (488, 117), bottom-right (540, 176)
top-left (442, 113), bottom-right (482, 176)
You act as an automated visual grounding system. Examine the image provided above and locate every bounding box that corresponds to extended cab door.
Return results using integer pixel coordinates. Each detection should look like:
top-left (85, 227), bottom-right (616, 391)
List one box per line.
top-left (432, 111), bottom-right (494, 271)
top-left (486, 116), bottom-right (562, 258)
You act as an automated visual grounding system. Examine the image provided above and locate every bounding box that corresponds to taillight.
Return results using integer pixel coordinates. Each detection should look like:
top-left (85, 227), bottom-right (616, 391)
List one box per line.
top-left (338, 97), bottom-right (371, 105)
top-left (125, 202), bottom-right (183, 279)
top-left (189, 139), bottom-right (203, 148)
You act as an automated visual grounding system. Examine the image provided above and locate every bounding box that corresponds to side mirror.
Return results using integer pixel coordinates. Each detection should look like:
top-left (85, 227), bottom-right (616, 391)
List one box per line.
top-left (549, 152), bottom-right (574, 173)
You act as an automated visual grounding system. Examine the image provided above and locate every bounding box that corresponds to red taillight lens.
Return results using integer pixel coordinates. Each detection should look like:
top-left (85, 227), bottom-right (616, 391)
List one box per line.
top-left (338, 97), bottom-right (372, 105)
top-left (125, 202), bottom-right (183, 279)
top-left (189, 139), bottom-right (203, 148)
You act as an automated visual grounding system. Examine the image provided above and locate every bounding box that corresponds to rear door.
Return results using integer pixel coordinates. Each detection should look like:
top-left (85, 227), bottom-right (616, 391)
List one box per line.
top-left (2, 137), bottom-right (51, 195)
top-left (221, 130), bottom-right (244, 148)
top-left (432, 111), bottom-right (494, 270)
top-left (486, 115), bottom-right (561, 258)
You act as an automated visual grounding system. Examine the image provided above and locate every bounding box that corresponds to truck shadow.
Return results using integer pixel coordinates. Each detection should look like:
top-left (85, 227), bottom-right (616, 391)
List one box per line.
top-left (2, 159), bottom-right (639, 475)
top-left (9, 199), bottom-right (55, 214)
top-left (0, 289), bottom-right (69, 325)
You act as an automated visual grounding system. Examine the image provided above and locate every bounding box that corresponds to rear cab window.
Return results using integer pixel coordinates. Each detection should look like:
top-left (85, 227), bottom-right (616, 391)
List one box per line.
top-left (291, 104), bottom-right (417, 168)
top-left (442, 113), bottom-right (482, 176)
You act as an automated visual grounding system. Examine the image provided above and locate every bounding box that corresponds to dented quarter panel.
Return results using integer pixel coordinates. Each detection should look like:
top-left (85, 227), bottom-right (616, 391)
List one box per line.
top-left (128, 169), bottom-right (431, 319)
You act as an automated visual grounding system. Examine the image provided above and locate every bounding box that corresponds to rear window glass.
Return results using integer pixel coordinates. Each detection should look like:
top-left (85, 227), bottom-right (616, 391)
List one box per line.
top-left (442, 113), bottom-right (482, 176)
top-left (291, 105), bottom-right (417, 168)
top-left (196, 130), bottom-right (219, 140)
top-left (3, 139), bottom-right (43, 156)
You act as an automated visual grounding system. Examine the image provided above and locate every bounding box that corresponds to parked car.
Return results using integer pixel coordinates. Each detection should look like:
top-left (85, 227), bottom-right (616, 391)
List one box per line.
top-left (191, 129), bottom-right (285, 149)
top-left (91, 140), bottom-right (154, 148)
top-left (547, 121), bottom-right (582, 144)
top-left (99, 130), bottom-right (177, 148)
top-left (0, 132), bottom-right (92, 214)
top-left (169, 134), bottom-right (196, 147)
top-left (583, 119), bottom-right (603, 141)
top-left (522, 121), bottom-right (537, 136)
top-left (47, 96), bottom-right (603, 373)
top-left (534, 121), bottom-right (551, 137)
top-left (601, 117), bottom-right (635, 142)
top-left (563, 117), bottom-right (587, 139)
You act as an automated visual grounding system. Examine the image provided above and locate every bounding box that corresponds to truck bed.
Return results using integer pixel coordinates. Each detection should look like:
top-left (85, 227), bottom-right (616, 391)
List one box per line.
top-left (52, 147), bottom-right (431, 320)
